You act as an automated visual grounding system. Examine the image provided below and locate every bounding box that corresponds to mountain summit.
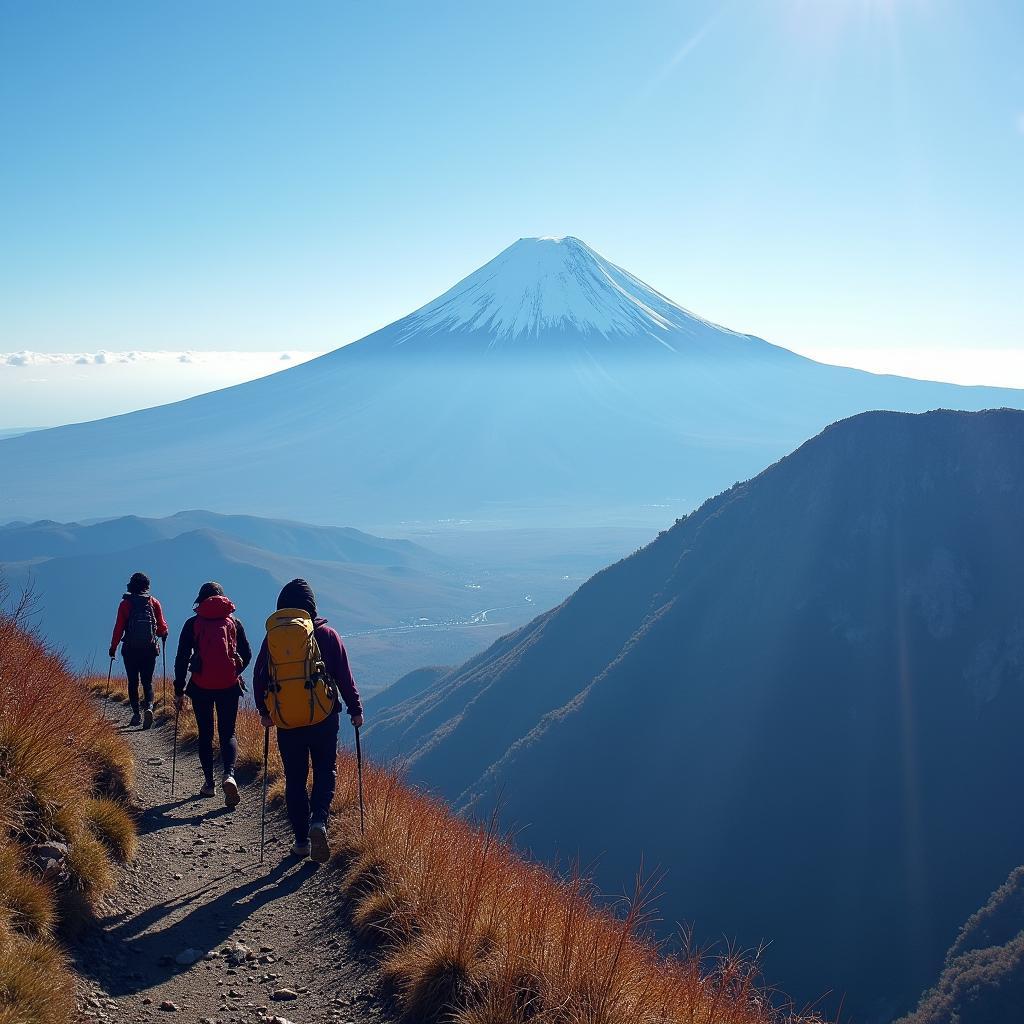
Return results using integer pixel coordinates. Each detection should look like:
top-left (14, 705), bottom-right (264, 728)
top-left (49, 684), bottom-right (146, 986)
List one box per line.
top-left (0, 237), bottom-right (1022, 525)
top-left (391, 236), bottom-right (726, 348)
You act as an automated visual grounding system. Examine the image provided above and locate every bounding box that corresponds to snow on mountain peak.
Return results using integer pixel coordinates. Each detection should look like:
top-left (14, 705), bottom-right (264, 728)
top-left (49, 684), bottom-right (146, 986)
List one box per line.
top-left (400, 236), bottom-right (710, 343)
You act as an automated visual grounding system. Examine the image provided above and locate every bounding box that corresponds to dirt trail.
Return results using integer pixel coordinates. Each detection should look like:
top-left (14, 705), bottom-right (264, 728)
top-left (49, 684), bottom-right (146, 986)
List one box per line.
top-left (74, 706), bottom-right (395, 1024)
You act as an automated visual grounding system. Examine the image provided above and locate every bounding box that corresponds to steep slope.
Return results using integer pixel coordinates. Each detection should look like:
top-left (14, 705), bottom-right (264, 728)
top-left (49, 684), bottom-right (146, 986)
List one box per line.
top-left (366, 408), bottom-right (1024, 1021)
top-left (1, 237), bottom-right (1021, 526)
top-left (897, 866), bottom-right (1024, 1024)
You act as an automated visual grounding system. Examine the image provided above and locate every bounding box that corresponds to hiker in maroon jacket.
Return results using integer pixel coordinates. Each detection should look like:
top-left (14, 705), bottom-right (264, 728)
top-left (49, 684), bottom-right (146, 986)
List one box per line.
top-left (254, 578), bottom-right (363, 864)
top-left (109, 571), bottom-right (169, 730)
top-left (173, 582), bottom-right (252, 807)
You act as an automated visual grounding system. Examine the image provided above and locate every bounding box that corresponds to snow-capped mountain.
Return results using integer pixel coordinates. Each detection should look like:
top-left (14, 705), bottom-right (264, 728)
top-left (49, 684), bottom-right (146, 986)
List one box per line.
top-left (385, 236), bottom-right (743, 349)
top-left (0, 236), bottom-right (1021, 527)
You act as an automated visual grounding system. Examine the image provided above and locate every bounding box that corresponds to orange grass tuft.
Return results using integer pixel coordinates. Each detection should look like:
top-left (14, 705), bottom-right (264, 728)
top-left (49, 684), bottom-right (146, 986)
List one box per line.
top-left (0, 918), bottom-right (75, 1024)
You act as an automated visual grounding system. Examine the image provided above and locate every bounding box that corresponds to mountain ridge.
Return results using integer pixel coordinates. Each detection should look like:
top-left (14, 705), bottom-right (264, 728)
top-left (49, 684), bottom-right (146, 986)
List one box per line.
top-left (365, 407), bottom-right (1024, 1021)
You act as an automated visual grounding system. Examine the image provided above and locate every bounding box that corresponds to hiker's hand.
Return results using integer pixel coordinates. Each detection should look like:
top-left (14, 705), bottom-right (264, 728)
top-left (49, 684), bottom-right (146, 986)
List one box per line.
top-left (351, 714), bottom-right (364, 729)
top-left (174, 694), bottom-right (185, 712)
top-left (260, 712), bottom-right (273, 729)
top-left (108, 646), bottom-right (116, 659)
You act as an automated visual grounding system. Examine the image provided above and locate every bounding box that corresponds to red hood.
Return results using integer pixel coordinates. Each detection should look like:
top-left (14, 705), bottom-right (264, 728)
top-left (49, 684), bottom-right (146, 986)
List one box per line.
top-left (197, 595), bottom-right (236, 619)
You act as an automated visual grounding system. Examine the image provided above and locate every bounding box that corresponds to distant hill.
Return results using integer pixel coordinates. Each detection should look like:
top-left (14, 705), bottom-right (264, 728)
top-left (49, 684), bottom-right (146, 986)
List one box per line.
top-left (0, 237), bottom-right (1021, 528)
top-left (0, 510), bottom-right (433, 565)
top-left (0, 513), bottom-right (477, 689)
top-left (365, 665), bottom-right (452, 714)
top-left (366, 408), bottom-right (1024, 1021)
top-left (897, 866), bottom-right (1024, 1024)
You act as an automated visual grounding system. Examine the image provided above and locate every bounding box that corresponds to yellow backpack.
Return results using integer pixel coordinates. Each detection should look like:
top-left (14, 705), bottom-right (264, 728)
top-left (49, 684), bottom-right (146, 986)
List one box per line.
top-left (263, 608), bottom-right (338, 728)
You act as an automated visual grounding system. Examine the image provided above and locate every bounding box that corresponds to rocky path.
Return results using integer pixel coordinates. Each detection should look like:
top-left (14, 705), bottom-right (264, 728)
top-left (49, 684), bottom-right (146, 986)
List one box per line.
top-left (74, 707), bottom-right (396, 1024)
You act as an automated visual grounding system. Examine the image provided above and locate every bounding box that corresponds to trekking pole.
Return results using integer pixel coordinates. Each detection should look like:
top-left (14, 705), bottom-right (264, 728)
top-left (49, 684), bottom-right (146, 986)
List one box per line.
top-left (171, 701), bottom-right (180, 795)
top-left (260, 727), bottom-right (270, 864)
top-left (355, 725), bottom-right (365, 836)
top-left (161, 638), bottom-right (167, 710)
top-left (105, 656), bottom-right (114, 699)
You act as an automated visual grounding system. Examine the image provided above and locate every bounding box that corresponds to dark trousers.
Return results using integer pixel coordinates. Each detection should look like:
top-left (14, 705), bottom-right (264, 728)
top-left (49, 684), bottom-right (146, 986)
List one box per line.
top-left (123, 646), bottom-right (157, 713)
top-left (189, 685), bottom-right (240, 782)
top-left (277, 712), bottom-right (340, 842)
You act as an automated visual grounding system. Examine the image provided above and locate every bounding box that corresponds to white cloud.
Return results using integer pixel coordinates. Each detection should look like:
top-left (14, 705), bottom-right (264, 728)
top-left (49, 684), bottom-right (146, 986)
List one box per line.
top-left (0, 349), bottom-right (319, 369)
top-left (0, 349), bottom-right (323, 428)
top-left (792, 344), bottom-right (1024, 389)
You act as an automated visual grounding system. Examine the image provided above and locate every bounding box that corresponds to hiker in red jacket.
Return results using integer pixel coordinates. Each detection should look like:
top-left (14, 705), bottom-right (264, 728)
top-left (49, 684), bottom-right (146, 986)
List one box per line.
top-left (109, 571), bottom-right (169, 730)
top-left (173, 582), bottom-right (252, 807)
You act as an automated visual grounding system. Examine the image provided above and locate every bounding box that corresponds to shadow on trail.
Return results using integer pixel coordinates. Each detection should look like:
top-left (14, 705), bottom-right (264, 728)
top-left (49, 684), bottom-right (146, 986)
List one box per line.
top-left (77, 856), bottom-right (319, 997)
top-left (138, 797), bottom-right (234, 835)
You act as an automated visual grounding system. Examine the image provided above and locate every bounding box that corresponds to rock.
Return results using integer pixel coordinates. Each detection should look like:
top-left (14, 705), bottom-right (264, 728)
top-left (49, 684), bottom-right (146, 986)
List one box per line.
top-left (159, 1001), bottom-right (179, 1012)
top-left (87, 997), bottom-right (102, 1008)
top-left (225, 942), bottom-right (249, 967)
top-left (142, 998), bottom-right (153, 1005)
top-left (147, 757), bottom-right (164, 766)
top-left (270, 1017), bottom-right (297, 1024)
top-left (200, 1018), bottom-right (217, 1024)
top-left (174, 873), bottom-right (183, 880)
top-left (258, 955), bottom-right (275, 965)
top-left (228, 990), bottom-right (243, 998)
top-left (32, 842), bottom-right (70, 883)
top-left (259, 945), bottom-right (273, 954)
top-left (271, 989), bottom-right (297, 1002)
top-left (176, 947), bottom-right (204, 966)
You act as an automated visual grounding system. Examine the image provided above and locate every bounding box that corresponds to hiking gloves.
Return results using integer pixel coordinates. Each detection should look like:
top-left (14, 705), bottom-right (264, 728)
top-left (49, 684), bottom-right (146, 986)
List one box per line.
top-left (108, 646), bottom-right (117, 659)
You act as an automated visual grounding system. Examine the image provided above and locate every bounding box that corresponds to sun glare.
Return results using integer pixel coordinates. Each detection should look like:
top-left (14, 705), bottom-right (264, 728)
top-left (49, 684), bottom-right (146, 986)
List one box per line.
top-left (784, 0), bottom-right (925, 47)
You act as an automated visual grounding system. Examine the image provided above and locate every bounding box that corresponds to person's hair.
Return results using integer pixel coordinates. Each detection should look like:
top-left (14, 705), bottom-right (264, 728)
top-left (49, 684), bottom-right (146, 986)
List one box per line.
top-left (127, 572), bottom-right (151, 595)
top-left (194, 581), bottom-right (225, 606)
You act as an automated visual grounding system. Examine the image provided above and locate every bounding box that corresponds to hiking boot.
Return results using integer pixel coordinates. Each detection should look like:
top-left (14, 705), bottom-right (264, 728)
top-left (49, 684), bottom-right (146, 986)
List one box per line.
top-left (222, 776), bottom-right (240, 809)
top-left (128, 711), bottom-right (142, 727)
top-left (142, 707), bottom-right (154, 730)
top-left (199, 780), bottom-right (216, 798)
top-left (291, 840), bottom-right (311, 859)
top-left (309, 822), bottom-right (330, 864)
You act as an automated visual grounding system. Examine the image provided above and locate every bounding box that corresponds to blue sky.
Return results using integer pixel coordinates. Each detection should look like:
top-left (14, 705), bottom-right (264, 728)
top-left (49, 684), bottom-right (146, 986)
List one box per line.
top-left (1, 0), bottom-right (1022, 421)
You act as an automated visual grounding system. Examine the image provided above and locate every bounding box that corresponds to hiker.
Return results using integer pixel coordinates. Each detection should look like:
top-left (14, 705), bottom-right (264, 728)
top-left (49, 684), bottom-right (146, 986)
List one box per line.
top-left (109, 571), bottom-right (169, 730)
top-left (254, 578), bottom-right (363, 864)
top-left (173, 582), bottom-right (252, 807)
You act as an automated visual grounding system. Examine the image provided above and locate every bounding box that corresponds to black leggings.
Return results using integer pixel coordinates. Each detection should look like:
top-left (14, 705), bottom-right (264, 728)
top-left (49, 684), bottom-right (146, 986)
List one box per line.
top-left (123, 646), bottom-right (157, 712)
top-left (189, 686), bottom-right (240, 782)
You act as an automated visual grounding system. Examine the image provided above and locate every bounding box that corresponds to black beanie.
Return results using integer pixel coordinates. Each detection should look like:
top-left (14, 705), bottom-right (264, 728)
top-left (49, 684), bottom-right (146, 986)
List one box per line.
top-left (277, 578), bottom-right (316, 617)
top-left (194, 581), bottom-right (225, 606)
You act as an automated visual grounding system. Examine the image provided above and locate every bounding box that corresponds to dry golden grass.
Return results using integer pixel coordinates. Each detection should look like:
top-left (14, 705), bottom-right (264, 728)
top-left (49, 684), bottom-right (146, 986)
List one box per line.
top-left (0, 603), bottom-right (139, 1021)
top-left (84, 797), bottom-right (138, 863)
top-left (0, 841), bottom-right (56, 939)
top-left (0, 918), bottom-right (75, 1024)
